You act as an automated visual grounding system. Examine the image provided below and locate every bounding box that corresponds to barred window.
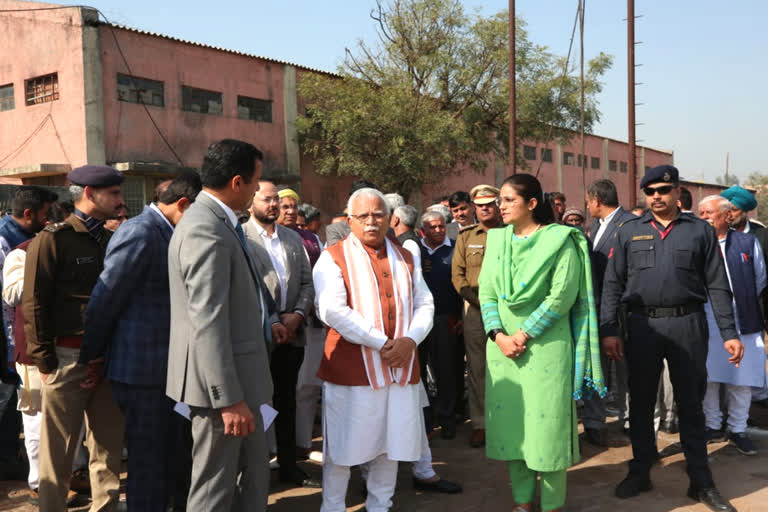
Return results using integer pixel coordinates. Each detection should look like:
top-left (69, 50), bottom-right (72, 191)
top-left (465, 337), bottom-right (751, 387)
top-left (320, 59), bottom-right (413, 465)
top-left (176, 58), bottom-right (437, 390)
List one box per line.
top-left (541, 148), bottom-right (553, 162)
top-left (620, 161), bottom-right (628, 173)
top-left (117, 73), bottom-right (164, 107)
top-left (182, 85), bottom-right (222, 115)
top-left (25, 73), bottom-right (59, 105)
top-left (237, 96), bottom-right (272, 123)
top-left (609, 160), bottom-right (618, 172)
top-left (0, 84), bottom-right (13, 111)
top-left (563, 152), bottom-right (575, 166)
top-left (591, 157), bottom-right (600, 169)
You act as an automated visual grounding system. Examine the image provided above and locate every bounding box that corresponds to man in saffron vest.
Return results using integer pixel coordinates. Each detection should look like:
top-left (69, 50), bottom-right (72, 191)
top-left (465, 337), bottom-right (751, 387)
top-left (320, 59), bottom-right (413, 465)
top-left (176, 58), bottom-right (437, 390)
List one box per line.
top-left (313, 188), bottom-right (434, 512)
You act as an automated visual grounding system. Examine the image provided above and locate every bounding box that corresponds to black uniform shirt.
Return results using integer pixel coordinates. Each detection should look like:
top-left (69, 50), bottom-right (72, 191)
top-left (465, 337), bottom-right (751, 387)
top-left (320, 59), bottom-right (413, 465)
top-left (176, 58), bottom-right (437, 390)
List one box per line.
top-left (600, 210), bottom-right (738, 341)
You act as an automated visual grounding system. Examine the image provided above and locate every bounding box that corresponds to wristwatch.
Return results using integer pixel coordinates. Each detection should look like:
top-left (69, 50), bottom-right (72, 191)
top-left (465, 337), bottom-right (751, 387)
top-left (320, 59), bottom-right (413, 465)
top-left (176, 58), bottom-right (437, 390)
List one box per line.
top-left (487, 329), bottom-right (505, 342)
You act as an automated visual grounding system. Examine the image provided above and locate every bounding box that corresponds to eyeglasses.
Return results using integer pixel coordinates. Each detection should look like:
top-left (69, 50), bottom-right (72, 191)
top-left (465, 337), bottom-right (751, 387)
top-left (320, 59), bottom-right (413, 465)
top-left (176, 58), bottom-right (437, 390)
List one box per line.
top-left (258, 196), bottom-right (280, 205)
top-left (642, 185), bottom-right (675, 197)
top-left (350, 212), bottom-right (386, 222)
top-left (494, 196), bottom-right (518, 207)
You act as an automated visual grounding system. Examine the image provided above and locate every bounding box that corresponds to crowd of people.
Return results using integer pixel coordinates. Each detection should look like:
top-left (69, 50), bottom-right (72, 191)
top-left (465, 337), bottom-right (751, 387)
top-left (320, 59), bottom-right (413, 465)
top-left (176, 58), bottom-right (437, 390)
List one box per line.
top-left (0, 138), bottom-right (766, 512)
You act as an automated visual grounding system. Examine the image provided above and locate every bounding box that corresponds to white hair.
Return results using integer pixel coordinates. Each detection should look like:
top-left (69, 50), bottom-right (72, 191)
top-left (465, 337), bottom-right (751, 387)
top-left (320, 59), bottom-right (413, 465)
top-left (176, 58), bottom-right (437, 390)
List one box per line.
top-left (383, 193), bottom-right (405, 212)
top-left (347, 188), bottom-right (390, 216)
top-left (420, 210), bottom-right (445, 227)
top-left (69, 185), bottom-right (84, 202)
top-left (393, 205), bottom-right (418, 228)
top-left (426, 204), bottom-right (451, 224)
top-left (699, 195), bottom-right (732, 212)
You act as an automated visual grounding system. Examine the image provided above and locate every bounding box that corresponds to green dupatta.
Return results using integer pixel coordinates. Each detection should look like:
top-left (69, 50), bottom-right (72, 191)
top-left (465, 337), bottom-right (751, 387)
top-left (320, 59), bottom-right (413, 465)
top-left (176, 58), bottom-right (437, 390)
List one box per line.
top-left (488, 224), bottom-right (606, 399)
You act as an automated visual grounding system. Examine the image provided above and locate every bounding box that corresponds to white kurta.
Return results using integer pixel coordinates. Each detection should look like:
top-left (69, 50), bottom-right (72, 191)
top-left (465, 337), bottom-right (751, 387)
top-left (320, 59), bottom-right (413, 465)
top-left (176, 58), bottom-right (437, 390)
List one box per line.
top-left (706, 236), bottom-right (767, 387)
top-left (313, 245), bottom-right (435, 467)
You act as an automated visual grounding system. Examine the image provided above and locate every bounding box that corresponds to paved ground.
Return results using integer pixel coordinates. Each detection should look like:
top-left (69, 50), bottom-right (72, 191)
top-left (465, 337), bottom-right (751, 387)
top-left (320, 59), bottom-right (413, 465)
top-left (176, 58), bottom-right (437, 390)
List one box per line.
top-left (2, 404), bottom-right (767, 511)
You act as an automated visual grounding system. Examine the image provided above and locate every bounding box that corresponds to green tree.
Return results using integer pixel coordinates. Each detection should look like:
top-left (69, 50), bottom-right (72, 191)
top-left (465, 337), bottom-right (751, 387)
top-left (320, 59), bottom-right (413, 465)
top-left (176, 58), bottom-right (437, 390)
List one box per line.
top-left (297, 0), bottom-right (613, 198)
top-left (715, 174), bottom-right (740, 186)
top-left (745, 172), bottom-right (768, 225)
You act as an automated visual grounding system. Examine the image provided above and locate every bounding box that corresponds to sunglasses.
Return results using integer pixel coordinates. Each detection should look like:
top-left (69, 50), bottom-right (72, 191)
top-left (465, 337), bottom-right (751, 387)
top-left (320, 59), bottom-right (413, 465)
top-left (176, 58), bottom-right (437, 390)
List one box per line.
top-left (642, 185), bottom-right (675, 197)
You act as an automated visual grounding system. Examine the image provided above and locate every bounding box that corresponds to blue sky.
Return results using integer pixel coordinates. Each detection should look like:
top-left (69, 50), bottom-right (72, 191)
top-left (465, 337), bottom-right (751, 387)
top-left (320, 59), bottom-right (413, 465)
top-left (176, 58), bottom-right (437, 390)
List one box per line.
top-left (83, 0), bottom-right (767, 182)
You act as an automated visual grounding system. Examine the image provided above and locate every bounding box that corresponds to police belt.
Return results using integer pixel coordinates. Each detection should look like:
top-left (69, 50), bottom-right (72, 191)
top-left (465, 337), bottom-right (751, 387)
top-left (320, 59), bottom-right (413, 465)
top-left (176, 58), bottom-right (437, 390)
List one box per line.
top-left (629, 303), bottom-right (703, 318)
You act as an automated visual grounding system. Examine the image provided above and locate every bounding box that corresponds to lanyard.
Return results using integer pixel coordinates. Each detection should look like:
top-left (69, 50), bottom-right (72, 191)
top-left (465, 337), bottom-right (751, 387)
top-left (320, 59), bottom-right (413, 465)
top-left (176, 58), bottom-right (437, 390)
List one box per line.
top-left (650, 220), bottom-right (675, 240)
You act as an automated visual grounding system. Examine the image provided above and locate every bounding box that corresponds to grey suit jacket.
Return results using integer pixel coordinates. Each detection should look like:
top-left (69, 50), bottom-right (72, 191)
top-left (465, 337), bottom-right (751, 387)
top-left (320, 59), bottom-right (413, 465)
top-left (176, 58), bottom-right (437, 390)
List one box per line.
top-left (166, 193), bottom-right (273, 409)
top-left (325, 221), bottom-right (351, 247)
top-left (242, 221), bottom-right (314, 346)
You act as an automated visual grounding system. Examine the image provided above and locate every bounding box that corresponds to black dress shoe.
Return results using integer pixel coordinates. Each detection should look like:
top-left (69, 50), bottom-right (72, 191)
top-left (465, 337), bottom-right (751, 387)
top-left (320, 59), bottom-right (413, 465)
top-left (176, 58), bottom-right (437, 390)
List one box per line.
top-left (615, 474), bottom-right (652, 499)
top-left (687, 486), bottom-right (736, 512)
top-left (441, 422), bottom-right (456, 440)
top-left (280, 468), bottom-right (322, 488)
top-left (413, 477), bottom-right (463, 494)
top-left (584, 427), bottom-right (606, 447)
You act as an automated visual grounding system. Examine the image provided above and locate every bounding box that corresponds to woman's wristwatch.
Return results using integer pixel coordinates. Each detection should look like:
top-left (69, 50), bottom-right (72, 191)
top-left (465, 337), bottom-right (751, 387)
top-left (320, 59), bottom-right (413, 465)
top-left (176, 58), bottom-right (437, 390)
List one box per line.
top-left (487, 329), bottom-right (505, 342)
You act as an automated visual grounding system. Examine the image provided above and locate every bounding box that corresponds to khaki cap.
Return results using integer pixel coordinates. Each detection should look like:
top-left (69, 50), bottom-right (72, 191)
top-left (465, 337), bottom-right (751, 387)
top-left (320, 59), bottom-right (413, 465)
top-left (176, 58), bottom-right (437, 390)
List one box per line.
top-left (470, 184), bottom-right (500, 205)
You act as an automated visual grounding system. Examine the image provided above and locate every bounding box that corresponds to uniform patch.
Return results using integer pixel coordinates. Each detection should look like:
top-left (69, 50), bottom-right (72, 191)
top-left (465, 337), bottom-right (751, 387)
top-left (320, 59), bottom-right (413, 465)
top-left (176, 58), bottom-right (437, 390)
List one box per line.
top-left (468, 244), bottom-right (484, 248)
top-left (76, 256), bottom-right (96, 265)
top-left (608, 247), bottom-right (614, 259)
top-left (632, 235), bottom-right (654, 241)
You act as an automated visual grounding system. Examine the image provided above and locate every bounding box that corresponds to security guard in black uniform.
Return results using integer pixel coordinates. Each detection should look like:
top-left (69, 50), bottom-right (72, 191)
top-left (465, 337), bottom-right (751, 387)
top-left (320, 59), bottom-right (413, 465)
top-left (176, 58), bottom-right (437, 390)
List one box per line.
top-left (600, 165), bottom-right (744, 512)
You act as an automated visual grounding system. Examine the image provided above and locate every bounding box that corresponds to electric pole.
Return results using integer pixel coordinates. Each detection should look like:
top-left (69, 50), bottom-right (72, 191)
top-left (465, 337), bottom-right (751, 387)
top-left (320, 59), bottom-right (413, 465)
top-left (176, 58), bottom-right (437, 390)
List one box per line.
top-left (509, 0), bottom-right (516, 174)
top-left (627, 0), bottom-right (637, 209)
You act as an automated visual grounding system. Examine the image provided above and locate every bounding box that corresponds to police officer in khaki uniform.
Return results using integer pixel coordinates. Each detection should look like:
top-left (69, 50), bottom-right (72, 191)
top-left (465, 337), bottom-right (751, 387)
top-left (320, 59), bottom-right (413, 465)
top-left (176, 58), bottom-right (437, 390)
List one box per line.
top-left (24, 165), bottom-right (127, 512)
top-left (451, 184), bottom-right (501, 447)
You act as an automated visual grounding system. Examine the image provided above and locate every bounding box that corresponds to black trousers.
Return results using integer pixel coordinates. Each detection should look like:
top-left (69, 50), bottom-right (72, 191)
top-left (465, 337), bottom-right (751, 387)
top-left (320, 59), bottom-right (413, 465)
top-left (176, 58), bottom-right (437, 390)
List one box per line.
top-left (270, 344), bottom-right (304, 478)
top-left (419, 314), bottom-right (459, 427)
top-left (625, 311), bottom-right (714, 489)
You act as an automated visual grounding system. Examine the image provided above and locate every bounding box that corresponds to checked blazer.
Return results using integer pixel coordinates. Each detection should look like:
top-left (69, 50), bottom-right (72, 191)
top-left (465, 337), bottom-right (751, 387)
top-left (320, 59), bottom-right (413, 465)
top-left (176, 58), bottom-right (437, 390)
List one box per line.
top-left (80, 205), bottom-right (176, 388)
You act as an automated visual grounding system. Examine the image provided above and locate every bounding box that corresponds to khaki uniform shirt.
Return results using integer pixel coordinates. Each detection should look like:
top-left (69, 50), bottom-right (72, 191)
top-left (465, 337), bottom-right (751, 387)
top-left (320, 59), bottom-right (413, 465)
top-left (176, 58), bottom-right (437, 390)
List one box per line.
top-left (451, 223), bottom-right (496, 309)
top-left (23, 214), bottom-right (110, 373)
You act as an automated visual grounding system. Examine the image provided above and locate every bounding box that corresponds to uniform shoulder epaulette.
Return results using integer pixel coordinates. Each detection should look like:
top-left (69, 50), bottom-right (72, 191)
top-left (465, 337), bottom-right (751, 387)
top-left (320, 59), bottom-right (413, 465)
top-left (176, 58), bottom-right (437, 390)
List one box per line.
top-left (43, 222), bottom-right (73, 233)
top-left (459, 223), bottom-right (478, 233)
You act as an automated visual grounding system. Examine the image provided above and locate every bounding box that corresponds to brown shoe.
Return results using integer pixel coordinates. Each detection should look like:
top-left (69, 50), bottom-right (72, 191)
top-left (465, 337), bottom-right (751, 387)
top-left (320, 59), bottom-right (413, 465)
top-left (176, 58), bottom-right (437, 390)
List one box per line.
top-left (29, 489), bottom-right (78, 507)
top-left (470, 429), bottom-right (485, 448)
top-left (70, 468), bottom-right (90, 494)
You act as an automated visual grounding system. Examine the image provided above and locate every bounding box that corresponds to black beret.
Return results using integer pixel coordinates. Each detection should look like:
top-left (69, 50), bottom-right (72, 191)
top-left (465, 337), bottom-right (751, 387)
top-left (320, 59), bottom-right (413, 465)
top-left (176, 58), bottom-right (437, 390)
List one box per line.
top-left (67, 165), bottom-right (125, 188)
top-left (640, 165), bottom-right (679, 189)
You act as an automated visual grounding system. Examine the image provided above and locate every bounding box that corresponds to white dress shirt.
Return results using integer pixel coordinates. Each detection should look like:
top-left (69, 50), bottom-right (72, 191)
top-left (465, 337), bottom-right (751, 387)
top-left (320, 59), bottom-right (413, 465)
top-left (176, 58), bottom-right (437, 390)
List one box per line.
top-left (149, 202), bottom-right (174, 231)
top-left (250, 219), bottom-right (289, 311)
top-left (200, 190), bottom-right (238, 228)
top-left (420, 236), bottom-right (452, 256)
top-left (2, 248), bottom-right (26, 307)
top-left (592, 207), bottom-right (620, 247)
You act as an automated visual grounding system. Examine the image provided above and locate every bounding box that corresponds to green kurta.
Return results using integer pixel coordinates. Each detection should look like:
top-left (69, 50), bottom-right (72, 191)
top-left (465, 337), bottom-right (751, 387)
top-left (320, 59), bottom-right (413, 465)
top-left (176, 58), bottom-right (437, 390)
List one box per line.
top-left (478, 224), bottom-right (583, 472)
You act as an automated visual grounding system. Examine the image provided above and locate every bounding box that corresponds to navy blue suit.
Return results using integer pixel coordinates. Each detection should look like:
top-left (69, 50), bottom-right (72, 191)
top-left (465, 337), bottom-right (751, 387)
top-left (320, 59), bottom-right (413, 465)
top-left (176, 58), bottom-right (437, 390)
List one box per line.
top-left (80, 205), bottom-right (185, 512)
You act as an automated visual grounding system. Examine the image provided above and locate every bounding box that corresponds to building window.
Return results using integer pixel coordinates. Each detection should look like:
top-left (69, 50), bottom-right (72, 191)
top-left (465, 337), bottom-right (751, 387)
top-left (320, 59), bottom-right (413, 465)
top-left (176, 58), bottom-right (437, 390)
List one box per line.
top-left (25, 73), bottom-right (59, 105)
top-left (117, 73), bottom-right (164, 107)
top-left (620, 161), bottom-right (628, 173)
top-left (122, 175), bottom-right (146, 216)
top-left (609, 160), bottom-right (617, 172)
top-left (237, 96), bottom-right (272, 123)
top-left (0, 84), bottom-right (13, 111)
top-left (563, 152), bottom-right (575, 166)
top-left (523, 145), bottom-right (537, 161)
top-left (591, 157), bottom-right (600, 169)
top-left (541, 148), bottom-right (553, 163)
top-left (182, 86), bottom-right (222, 115)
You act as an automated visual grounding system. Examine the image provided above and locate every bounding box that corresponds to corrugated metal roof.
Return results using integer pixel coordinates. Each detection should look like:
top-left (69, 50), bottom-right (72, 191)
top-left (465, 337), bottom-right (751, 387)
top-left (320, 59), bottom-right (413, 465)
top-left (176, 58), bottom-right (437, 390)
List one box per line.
top-left (103, 22), bottom-right (340, 78)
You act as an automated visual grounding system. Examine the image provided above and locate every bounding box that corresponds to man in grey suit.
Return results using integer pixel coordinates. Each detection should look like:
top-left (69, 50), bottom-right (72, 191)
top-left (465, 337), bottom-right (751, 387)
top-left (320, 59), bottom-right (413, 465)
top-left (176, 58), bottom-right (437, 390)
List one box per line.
top-left (325, 179), bottom-right (377, 247)
top-left (242, 179), bottom-right (320, 488)
top-left (583, 179), bottom-right (638, 446)
top-left (167, 139), bottom-right (284, 511)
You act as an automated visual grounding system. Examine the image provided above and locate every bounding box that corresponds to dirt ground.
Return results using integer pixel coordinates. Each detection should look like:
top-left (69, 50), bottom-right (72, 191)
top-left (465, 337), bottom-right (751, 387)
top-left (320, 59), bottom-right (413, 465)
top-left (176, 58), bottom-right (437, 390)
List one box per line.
top-left (2, 404), bottom-right (767, 512)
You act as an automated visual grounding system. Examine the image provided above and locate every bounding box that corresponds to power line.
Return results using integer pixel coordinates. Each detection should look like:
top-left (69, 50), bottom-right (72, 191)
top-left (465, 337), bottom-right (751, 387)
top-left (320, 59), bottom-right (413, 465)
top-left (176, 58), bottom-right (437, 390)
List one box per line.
top-left (1, 4), bottom-right (184, 166)
top-left (535, 0), bottom-right (581, 178)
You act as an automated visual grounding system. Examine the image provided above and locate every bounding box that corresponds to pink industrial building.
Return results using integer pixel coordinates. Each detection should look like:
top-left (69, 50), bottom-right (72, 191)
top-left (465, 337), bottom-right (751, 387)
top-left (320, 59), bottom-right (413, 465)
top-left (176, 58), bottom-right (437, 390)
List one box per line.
top-left (0, 1), bottom-right (737, 218)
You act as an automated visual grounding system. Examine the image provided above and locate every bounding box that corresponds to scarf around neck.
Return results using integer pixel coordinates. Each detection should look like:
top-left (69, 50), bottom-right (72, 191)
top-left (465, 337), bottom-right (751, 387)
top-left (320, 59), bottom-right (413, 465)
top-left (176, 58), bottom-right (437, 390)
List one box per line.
top-left (496, 223), bottom-right (606, 399)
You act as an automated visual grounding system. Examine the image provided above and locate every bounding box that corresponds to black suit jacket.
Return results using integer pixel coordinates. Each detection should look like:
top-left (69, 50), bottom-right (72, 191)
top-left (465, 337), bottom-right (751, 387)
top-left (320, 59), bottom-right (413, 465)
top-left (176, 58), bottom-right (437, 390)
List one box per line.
top-left (589, 207), bottom-right (637, 309)
top-left (748, 220), bottom-right (768, 323)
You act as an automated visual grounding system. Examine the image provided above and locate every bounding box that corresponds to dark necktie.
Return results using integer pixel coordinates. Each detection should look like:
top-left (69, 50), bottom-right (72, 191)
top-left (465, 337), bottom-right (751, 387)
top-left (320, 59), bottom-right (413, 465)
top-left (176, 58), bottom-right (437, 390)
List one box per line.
top-left (234, 222), bottom-right (272, 344)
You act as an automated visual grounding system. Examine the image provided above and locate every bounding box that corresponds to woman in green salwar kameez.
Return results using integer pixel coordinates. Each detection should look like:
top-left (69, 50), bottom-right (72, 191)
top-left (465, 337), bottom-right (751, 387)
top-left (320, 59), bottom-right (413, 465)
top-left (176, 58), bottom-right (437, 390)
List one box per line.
top-left (478, 174), bottom-right (605, 512)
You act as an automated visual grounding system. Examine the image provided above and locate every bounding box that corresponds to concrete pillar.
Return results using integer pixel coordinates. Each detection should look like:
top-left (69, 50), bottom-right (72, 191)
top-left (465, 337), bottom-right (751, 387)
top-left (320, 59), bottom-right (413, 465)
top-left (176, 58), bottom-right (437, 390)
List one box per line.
top-left (81, 7), bottom-right (106, 165)
top-left (602, 138), bottom-right (609, 179)
top-left (283, 65), bottom-right (301, 186)
top-left (494, 153), bottom-right (505, 188)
